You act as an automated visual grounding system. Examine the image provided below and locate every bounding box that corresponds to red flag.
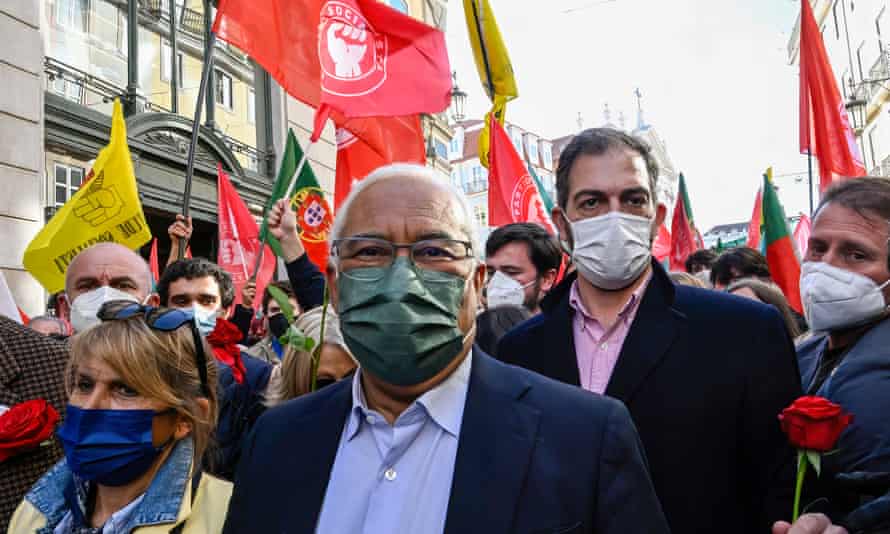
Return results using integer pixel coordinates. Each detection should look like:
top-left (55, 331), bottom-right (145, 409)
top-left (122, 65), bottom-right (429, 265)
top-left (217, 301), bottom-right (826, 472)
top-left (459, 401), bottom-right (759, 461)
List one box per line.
top-left (669, 195), bottom-right (697, 271)
top-left (149, 238), bottom-right (160, 283)
top-left (216, 165), bottom-right (276, 311)
top-left (488, 117), bottom-right (556, 233)
top-left (652, 223), bottom-right (672, 263)
top-left (793, 214), bottom-right (812, 259)
top-left (799, 0), bottom-right (866, 189)
top-left (334, 115), bottom-right (425, 209)
top-left (213, 0), bottom-right (451, 139)
top-left (746, 188), bottom-right (763, 250)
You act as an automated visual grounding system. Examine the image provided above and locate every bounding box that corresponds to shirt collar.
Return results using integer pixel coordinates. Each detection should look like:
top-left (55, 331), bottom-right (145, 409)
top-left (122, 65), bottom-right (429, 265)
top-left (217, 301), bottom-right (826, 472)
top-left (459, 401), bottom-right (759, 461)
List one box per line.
top-left (569, 271), bottom-right (652, 326)
top-left (346, 350), bottom-right (473, 440)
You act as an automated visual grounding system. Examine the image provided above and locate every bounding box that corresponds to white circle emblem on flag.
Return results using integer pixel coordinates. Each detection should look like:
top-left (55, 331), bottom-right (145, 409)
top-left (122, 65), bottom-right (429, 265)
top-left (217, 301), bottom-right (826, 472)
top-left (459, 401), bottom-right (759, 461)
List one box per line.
top-left (318, 1), bottom-right (388, 98)
top-left (510, 173), bottom-right (550, 226)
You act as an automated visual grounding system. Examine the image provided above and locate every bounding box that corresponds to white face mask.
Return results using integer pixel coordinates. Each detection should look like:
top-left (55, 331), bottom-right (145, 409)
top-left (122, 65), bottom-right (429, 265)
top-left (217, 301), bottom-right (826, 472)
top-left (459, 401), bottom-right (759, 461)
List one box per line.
top-left (192, 304), bottom-right (219, 337)
top-left (800, 261), bottom-right (890, 332)
top-left (68, 286), bottom-right (141, 333)
top-left (486, 271), bottom-right (534, 309)
top-left (568, 211), bottom-right (653, 290)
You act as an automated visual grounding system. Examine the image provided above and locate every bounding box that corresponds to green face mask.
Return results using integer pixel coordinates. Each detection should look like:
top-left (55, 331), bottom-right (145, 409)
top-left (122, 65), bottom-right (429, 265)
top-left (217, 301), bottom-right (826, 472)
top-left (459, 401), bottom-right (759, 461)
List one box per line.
top-left (337, 257), bottom-right (470, 386)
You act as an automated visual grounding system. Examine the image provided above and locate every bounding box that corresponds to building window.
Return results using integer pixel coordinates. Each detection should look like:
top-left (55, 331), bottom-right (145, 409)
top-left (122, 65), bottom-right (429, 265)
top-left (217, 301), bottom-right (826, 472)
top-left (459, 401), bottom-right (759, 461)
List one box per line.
top-left (541, 142), bottom-right (553, 170)
top-left (215, 70), bottom-right (233, 110)
top-left (52, 76), bottom-right (84, 104)
top-left (450, 136), bottom-right (460, 155)
top-left (385, 0), bottom-right (409, 14)
top-left (55, 0), bottom-right (89, 32)
top-left (527, 136), bottom-right (539, 164)
top-left (474, 205), bottom-right (487, 227)
top-left (161, 41), bottom-right (184, 84)
top-left (248, 88), bottom-right (256, 124)
top-left (434, 139), bottom-right (448, 160)
top-left (54, 163), bottom-right (85, 207)
top-left (510, 127), bottom-right (524, 156)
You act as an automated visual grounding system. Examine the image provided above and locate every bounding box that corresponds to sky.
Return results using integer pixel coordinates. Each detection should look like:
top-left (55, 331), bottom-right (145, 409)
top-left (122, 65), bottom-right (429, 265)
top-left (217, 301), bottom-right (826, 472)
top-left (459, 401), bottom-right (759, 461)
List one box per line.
top-left (444, 0), bottom-right (814, 232)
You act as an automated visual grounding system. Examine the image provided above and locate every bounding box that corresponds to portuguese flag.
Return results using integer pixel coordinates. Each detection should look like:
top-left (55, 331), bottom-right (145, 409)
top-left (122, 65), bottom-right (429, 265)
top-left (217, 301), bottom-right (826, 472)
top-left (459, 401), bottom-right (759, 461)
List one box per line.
top-left (259, 129), bottom-right (332, 270)
top-left (761, 169), bottom-right (803, 313)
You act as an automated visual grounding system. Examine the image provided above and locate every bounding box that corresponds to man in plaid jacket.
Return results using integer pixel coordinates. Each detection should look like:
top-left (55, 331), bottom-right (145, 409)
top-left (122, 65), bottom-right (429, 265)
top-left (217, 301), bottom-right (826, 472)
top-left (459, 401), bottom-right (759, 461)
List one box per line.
top-left (0, 316), bottom-right (69, 528)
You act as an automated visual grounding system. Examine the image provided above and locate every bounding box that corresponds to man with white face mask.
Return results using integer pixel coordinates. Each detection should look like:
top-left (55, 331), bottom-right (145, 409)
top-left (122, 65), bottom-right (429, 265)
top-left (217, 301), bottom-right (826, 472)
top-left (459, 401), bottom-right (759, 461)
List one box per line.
top-left (59, 242), bottom-right (158, 332)
top-left (796, 177), bottom-right (890, 523)
top-left (499, 128), bottom-right (802, 533)
top-left (484, 223), bottom-right (562, 313)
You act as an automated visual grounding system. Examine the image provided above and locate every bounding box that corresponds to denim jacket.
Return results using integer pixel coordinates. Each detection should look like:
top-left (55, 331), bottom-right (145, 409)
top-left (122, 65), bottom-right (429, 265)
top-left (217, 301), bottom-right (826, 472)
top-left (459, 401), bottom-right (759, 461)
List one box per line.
top-left (8, 438), bottom-right (233, 534)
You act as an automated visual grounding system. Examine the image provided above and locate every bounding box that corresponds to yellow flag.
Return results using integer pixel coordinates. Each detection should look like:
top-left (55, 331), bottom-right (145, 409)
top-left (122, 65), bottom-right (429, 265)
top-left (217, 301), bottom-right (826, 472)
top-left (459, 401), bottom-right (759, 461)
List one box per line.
top-left (23, 100), bottom-right (152, 293)
top-left (464, 0), bottom-right (518, 168)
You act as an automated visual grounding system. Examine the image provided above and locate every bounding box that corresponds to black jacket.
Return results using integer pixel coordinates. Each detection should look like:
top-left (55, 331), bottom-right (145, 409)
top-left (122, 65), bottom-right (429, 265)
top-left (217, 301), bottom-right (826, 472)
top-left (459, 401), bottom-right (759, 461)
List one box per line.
top-left (223, 352), bottom-right (670, 534)
top-left (498, 262), bottom-right (802, 533)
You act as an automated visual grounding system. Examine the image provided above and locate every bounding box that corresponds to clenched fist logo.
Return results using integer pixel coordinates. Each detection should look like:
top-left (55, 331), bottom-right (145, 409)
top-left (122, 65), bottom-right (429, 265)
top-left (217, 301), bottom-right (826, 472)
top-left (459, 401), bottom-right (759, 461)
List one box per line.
top-left (73, 171), bottom-right (124, 226)
top-left (318, 1), bottom-right (388, 97)
top-left (327, 22), bottom-right (368, 78)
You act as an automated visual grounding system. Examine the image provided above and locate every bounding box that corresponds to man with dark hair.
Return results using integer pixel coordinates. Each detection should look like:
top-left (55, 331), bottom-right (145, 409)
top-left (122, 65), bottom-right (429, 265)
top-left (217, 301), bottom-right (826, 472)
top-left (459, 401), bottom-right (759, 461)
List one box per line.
top-left (484, 222), bottom-right (561, 314)
top-left (498, 128), bottom-right (802, 533)
top-left (159, 257), bottom-right (272, 481)
top-left (157, 257), bottom-right (236, 317)
top-left (796, 177), bottom-right (890, 524)
top-left (710, 246), bottom-right (772, 288)
top-left (247, 281), bottom-right (300, 363)
top-left (684, 248), bottom-right (718, 276)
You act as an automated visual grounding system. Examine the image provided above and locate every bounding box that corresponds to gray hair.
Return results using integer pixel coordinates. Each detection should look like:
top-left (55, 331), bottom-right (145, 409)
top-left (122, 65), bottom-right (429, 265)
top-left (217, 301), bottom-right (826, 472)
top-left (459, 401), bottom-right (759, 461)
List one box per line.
top-left (330, 163), bottom-right (480, 257)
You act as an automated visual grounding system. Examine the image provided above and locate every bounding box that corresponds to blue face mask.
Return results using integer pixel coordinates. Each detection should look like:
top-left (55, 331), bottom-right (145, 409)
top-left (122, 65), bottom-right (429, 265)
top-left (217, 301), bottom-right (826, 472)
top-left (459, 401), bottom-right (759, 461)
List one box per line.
top-left (57, 405), bottom-right (175, 486)
top-left (192, 305), bottom-right (218, 337)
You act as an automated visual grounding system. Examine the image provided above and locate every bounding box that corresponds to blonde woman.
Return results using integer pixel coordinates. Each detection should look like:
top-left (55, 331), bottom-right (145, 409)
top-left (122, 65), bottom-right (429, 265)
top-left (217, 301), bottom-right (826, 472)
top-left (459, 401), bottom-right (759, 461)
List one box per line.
top-left (266, 307), bottom-right (356, 407)
top-left (9, 301), bottom-right (231, 533)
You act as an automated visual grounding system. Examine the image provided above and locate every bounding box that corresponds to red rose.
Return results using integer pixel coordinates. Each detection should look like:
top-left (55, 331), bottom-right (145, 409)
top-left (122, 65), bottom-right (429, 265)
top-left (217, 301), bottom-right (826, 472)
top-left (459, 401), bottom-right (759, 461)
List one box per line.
top-left (0, 399), bottom-right (60, 462)
top-left (779, 396), bottom-right (853, 452)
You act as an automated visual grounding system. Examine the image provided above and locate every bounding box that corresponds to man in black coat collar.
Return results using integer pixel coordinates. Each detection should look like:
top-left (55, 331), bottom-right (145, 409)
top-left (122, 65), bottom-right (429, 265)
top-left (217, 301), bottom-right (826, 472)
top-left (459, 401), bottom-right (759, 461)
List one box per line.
top-left (498, 128), bottom-right (803, 533)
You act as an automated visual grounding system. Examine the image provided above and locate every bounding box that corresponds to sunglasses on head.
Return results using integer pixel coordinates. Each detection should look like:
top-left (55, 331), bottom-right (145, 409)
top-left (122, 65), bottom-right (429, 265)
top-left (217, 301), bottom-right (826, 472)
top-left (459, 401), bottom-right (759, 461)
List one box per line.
top-left (97, 300), bottom-right (211, 397)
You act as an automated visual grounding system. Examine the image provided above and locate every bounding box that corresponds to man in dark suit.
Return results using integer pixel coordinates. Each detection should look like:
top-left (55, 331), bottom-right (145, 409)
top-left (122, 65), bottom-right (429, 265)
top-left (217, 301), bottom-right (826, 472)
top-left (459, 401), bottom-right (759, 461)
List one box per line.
top-left (223, 164), bottom-right (669, 534)
top-left (0, 317), bottom-right (70, 527)
top-left (498, 129), bottom-right (802, 534)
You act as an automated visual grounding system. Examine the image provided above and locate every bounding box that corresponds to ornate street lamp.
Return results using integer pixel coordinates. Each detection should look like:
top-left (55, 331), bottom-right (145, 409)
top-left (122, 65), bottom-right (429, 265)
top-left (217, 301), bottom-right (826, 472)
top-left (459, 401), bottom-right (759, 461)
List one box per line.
top-left (844, 95), bottom-right (868, 133)
top-left (450, 71), bottom-right (467, 123)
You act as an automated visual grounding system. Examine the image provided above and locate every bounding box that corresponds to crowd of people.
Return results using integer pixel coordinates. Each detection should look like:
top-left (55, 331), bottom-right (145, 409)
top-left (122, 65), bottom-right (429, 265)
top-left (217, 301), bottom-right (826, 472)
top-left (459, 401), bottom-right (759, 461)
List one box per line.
top-left (1, 127), bottom-right (889, 533)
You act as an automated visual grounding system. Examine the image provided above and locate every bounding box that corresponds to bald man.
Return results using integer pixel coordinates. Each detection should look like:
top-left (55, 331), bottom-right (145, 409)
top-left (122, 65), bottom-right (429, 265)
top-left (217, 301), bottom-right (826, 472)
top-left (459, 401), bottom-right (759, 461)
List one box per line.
top-left (57, 242), bottom-right (158, 333)
top-left (224, 164), bottom-right (669, 534)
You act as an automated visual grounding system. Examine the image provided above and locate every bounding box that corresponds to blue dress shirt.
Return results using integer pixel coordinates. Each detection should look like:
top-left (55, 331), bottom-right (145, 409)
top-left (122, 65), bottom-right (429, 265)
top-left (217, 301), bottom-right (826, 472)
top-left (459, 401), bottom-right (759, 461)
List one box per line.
top-left (315, 352), bottom-right (472, 534)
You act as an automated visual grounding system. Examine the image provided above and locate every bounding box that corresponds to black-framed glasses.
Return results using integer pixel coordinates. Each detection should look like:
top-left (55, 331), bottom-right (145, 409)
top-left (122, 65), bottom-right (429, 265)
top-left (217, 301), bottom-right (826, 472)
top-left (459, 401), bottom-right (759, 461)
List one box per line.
top-left (97, 300), bottom-right (211, 397)
top-left (331, 237), bottom-right (474, 282)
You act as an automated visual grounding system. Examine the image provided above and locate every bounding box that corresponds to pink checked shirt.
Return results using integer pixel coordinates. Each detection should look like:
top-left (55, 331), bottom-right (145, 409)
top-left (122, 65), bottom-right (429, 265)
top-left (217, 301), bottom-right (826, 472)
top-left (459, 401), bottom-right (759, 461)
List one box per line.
top-left (569, 273), bottom-right (652, 394)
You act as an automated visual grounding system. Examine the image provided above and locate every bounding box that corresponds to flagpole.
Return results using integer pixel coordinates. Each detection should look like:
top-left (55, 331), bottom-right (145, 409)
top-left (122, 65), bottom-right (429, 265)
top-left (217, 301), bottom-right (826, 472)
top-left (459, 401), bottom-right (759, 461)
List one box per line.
top-left (285, 140), bottom-right (316, 199)
top-left (250, 139), bottom-right (316, 281)
top-left (807, 152), bottom-right (814, 216)
top-left (179, 31), bottom-right (216, 259)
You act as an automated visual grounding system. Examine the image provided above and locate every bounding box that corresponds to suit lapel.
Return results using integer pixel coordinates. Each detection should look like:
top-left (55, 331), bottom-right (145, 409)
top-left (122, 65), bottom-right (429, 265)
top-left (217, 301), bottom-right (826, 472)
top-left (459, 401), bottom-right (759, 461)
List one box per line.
top-left (605, 263), bottom-right (683, 404)
top-left (444, 353), bottom-right (541, 534)
top-left (289, 382), bottom-right (353, 533)
top-left (539, 274), bottom-right (581, 386)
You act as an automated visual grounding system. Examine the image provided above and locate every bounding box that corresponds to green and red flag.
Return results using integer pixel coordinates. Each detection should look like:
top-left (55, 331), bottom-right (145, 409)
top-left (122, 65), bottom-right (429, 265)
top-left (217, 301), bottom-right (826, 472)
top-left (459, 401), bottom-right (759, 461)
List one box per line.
top-left (761, 168), bottom-right (803, 313)
top-left (746, 188), bottom-right (763, 251)
top-left (669, 184), bottom-right (697, 271)
top-left (678, 172), bottom-right (704, 248)
top-left (259, 129), bottom-right (333, 270)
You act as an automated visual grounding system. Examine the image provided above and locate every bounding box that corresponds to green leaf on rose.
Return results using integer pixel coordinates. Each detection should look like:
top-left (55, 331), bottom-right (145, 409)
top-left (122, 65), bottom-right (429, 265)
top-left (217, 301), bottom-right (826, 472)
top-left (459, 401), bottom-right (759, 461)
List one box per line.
top-left (806, 450), bottom-right (822, 477)
top-left (267, 285), bottom-right (295, 323)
